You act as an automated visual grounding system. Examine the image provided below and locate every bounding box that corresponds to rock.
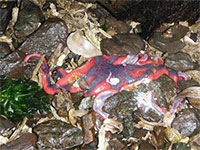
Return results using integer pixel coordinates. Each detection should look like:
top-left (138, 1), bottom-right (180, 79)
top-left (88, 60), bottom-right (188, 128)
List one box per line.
top-left (165, 52), bottom-right (199, 71)
top-left (0, 18), bottom-right (68, 79)
top-left (172, 142), bottom-right (191, 150)
top-left (0, 117), bottom-right (15, 135)
top-left (103, 16), bottom-right (131, 34)
top-left (82, 112), bottom-right (96, 145)
top-left (18, 18), bottom-right (68, 58)
top-left (108, 138), bottom-right (128, 150)
top-left (0, 133), bottom-right (37, 150)
top-left (172, 109), bottom-right (199, 137)
top-left (139, 141), bottom-right (156, 150)
top-left (149, 34), bottom-right (185, 54)
top-left (149, 74), bottom-right (177, 110)
top-left (0, 42), bottom-right (11, 59)
top-left (0, 1), bottom-right (16, 35)
top-left (14, 0), bottom-right (45, 43)
top-left (101, 33), bottom-right (145, 55)
top-left (149, 24), bottom-right (189, 54)
top-left (178, 80), bottom-right (200, 91)
top-left (0, 51), bottom-right (28, 79)
top-left (132, 128), bottom-right (148, 139)
top-left (33, 120), bottom-right (83, 149)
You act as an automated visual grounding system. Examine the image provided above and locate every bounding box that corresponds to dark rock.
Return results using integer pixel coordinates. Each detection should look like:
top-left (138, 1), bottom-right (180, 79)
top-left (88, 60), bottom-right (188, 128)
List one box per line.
top-left (0, 42), bottom-right (11, 59)
top-left (172, 109), bottom-right (199, 137)
top-left (14, 0), bottom-right (45, 43)
top-left (178, 79), bottom-right (200, 90)
top-left (149, 24), bottom-right (189, 54)
top-left (190, 33), bottom-right (198, 42)
top-left (101, 34), bottom-right (145, 55)
top-left (172, 142), bottom-right (191, 150)
top-left (149, 36), bottom-right (185, 54)
top-left (0, 18), bottom-right (68, 79)
top-left (0, 51), bottom-right (28, 79)
top-left (33, 120), bottom-right (83, 149)
top-left (88, 2), bottom-right (112, 21)
top-left (18, 18), bottom-right (68, 58)
top-left (132, 128), bottom-right (148, 139)
top-left (108, 138), bottom-right (128, 150)
top-left (103, 16), bottom-right (131, 34)
top-left (82, 112), bottom-right (96, 145)
top-left (139, 141), bottom-right (155, 150)
top-left (0, 133), bottom-right (37, 150)
top-left (165, 52), bottom-right (199, 71)
top-left (0, 1), bottom-right (16, 35)
top-left (149, 74), bottom-right (177, 110)
top-left (0, 117), bottom-right (15, 135)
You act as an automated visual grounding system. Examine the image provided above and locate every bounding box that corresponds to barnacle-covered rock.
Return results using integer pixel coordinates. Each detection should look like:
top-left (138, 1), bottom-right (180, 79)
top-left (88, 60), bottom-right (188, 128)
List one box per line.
top-left (102, 75), bottom-right (178, 137)
top-left (33, 120), bottom-right (83, 149)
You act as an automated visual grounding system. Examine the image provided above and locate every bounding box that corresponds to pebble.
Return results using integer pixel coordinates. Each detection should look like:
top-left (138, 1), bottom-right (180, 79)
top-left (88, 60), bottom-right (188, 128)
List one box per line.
top-left (14, 0), bottom-right (45, 43)
top-left (172, 109), bottom-right (199, 137)
top-left (101, 33), bottom-right (145, 55)
top-left (33, 120), bottom-right (83, 149)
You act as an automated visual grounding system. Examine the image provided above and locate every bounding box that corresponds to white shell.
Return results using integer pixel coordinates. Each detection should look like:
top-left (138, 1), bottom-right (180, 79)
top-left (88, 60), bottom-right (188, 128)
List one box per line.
top-left (67, 31), bottom-right (102, 58)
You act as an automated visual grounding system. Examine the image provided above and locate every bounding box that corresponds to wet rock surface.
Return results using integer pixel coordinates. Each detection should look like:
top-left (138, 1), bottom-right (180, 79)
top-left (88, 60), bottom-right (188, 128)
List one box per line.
top-left (0, 18), bottom-right (68, 79)
top-left (0, 1), bottom-right (16, 35)
top-left (14, 0), bottom-right (45, 43)
top-left (17, 18), bottom-right (68, 58)
top-left (0, 42), bottom-right (11, 59)
top-left (0, 51), bottom-right (28, 79)
top-left (33, 120), bottom-right (83, 149)
top-left (0, 133), bottom-right (37, 150)
top-left (101, 33), bottom-right (145, 55)
top-left (172, 109), bottom-right (200, 137)
top-left (165, 52), bottom-right (199, 71)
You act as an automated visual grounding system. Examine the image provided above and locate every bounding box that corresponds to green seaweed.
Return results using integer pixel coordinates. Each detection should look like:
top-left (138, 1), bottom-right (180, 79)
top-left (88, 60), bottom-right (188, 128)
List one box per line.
top-left (0, 76), bottom-right (50, 123)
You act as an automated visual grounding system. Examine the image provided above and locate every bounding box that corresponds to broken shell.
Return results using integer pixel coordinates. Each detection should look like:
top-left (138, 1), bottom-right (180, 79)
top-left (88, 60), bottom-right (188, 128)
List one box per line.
top-left (178, 86), bottom-right (200, 109)
top-left (164, 127), bottom-right (183, 143)
top-left (67, 30), bottom-right (102, 58)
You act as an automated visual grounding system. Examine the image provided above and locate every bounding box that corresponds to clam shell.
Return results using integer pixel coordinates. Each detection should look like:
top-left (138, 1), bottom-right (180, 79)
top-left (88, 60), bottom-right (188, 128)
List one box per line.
top-left (67, 31), bottom-right (102, 58)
